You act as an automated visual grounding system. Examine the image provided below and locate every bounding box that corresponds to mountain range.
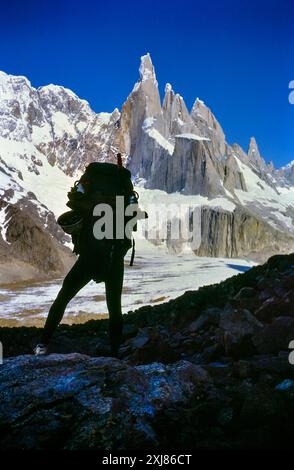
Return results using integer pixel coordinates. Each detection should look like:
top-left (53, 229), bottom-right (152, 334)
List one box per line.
top-left (0, 54), bottom-right (293, 283)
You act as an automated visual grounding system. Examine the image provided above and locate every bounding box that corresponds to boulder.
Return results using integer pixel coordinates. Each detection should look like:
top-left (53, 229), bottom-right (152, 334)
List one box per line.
top-left (216, 304), bottom-right (263, 356)
top-left (255, 297), bottom-right (288, 322)
top-left (252, 316), bottom-right (294, 354)
top-left (0, 353), bottom-right (211, 450)
top-left (186, 307), bottom-right (221, 333)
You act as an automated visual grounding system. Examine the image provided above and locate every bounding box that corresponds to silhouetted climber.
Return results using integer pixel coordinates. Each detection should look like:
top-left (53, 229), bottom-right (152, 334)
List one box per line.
top-left (34, 155), bottom-right (146, 357)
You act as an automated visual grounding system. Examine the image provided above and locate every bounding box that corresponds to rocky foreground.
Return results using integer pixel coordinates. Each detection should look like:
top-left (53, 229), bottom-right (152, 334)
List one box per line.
top-left (0, 253), bottom-right (294, 449)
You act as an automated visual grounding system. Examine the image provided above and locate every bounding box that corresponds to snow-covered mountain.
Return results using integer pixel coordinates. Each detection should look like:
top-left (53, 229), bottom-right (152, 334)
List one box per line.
top-left (0, 54), bottom-right (293, 282)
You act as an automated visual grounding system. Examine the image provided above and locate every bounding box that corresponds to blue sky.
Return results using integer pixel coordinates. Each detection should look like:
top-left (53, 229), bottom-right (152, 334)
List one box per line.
top-left (0, 0), bottom-right (293, 167)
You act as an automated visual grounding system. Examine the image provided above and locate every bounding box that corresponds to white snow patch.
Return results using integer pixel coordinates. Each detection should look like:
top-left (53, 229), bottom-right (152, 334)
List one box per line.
top-left (175, 133), bottom-right (210, 141)
top-left (31, 122), bottom-right (52, 144)
top-left (51, 111), bottom-right (77, 138)
top-left (146, 128), bottom-right (174, 155)
top-left (97, 112), bottom-right (112, 125)
top-left (76, 121), bottom-right (88, 132)
top-left (142, 117), bottom-right (156, 130)
top-left (0, 205), bottom-right (10, 243)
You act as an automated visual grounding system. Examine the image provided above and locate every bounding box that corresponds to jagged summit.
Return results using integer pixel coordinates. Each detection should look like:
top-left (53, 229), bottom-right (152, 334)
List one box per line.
top-left (248, 136), bottom-right (260, 159)
top-left (131, 53), bottom-right (159, 99)
top-left (0, 70), bottom-right (31, 85)
top-left (247, 136), bottom-right (268, 172)
top-left (282, 160), bottom-right (294, 170)
top-left (164, 82), bottom-right (173, 93)
top-left (139, 53), bottom-right (156, 82)
top-left (248, 136), bottom-right (259, 152)
top-left (39, 83), bottom-right (84, 99)
top-left (191, 97), bottom-right (205, 109)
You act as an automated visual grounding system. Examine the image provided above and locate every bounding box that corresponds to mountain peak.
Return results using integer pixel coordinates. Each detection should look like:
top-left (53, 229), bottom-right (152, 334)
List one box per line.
top-left (164, 83), bottom-right (173, 94)
top-left (191, 97), bottom-right (206, 111)
top-left (196, 97), bottom-right (205, 106)
top-left (248, 136), bottom-right (261, 158)
top-left (249, 136), bottom-right (258, 148)
top-left (247, 136), bottom-right (269, 172)
top-left (0, 70), bottom-right (32, 88)
top-left (139, 53), bottom-right (156, 82)
top-left (38, 83), bottom-right (83, 102)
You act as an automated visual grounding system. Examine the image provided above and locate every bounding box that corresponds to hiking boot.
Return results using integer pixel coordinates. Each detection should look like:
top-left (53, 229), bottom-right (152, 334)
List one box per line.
top-left (33, 344), bottom-right (48, 356)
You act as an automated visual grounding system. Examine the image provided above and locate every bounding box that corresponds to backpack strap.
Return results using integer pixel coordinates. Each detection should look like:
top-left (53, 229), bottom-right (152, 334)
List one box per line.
top-left (130, 238), bottom-right (135, 266)
top-left (117, 152), bottom-right (123, 168)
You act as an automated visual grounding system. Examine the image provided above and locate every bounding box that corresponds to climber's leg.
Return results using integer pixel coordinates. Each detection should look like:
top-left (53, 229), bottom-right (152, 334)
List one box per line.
top-left (40, 257), bottom-right (92, 345)
top-left (105, 253), bottom-right (124, 357)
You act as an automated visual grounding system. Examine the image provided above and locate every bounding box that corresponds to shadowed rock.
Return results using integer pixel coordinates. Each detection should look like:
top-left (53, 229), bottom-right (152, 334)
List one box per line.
top-left (0, 354), bottom-right (210, 450)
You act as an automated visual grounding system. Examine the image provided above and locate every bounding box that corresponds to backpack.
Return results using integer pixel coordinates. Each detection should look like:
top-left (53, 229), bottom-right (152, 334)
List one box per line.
top-left (58, 156), bottom-right (145, 265)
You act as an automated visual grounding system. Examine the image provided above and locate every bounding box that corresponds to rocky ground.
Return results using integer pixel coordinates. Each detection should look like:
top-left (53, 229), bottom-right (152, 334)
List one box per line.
top-left (0, 253), bottom-right (294, 450)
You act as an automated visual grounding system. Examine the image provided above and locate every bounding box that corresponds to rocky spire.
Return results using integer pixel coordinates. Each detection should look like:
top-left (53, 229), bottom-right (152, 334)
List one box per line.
top-left (191, 98), bottom-right (223, 135)
top-left (113, 53), bottom-right (163, 172)
top-left (191, 98), bottom-right (208, 122)
top-left (267, 160), bottom-right (275, 173)
top-left (247, 137), bottom-right (267, 172)
top-left (248, 136), bottom-right (259, 156)
top-left (162, 83), bottom-right (194, 136)
top-left (190, 98), bottom-right (226, 157)
top-left (130, 53), bottom-right (159, 103)
top-left (162, 82), bottom-right (174, 109)
top-left (231, 143), bottom-right (248, 164)
top-left (123, 54), bottom-right (160, 110)
top-left (138, 53), bottom-right (157, 83)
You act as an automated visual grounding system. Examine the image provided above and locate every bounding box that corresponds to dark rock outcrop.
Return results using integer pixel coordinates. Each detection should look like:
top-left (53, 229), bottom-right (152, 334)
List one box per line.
top-left (0, 354), bottom-right (210, 450)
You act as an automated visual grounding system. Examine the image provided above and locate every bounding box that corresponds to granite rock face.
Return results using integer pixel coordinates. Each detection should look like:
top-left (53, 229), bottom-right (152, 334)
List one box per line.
top-left (194, 206), bottom-right (293, 259)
